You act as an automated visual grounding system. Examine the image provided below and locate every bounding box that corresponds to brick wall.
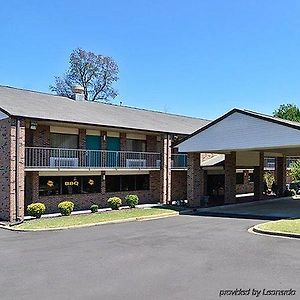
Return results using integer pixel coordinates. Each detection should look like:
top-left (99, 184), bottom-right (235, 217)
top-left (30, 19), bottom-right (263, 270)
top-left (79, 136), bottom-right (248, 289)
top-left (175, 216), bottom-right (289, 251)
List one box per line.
top-left (146, 135), bottom-right (157, 152)
top-left (79, 129), bottom-right (86, 149)
top-left (0, 117), bottom-right (25, 221)
top-left (171, 171), bottom-right (187, 200)
top-left (32, 125), bottom-right (50, 147)
top-left (35, 190), bottom-right (155, 213)
top-left (120, 132), bottom-right (127, 151)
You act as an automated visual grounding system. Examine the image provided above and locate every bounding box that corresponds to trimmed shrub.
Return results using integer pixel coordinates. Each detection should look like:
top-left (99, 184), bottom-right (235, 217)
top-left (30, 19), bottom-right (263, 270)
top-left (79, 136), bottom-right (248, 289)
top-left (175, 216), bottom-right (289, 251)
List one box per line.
top-left (27, 203), bottom-right (46, 218)
top-left (284, 189), bottom-right (296, 197)
top-left (107, 197), bottom-right (122, 210)
top-left (58, 201), bottom-right (74, 216)
top-left (125, 194), bottom-right (139, 208)
top-left (90, 204), bottom-right (99, 213)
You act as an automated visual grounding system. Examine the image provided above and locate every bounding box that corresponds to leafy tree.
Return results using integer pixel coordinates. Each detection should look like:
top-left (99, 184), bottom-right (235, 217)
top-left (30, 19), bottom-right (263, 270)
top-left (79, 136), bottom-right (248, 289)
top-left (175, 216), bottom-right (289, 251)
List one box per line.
top-left (290, 160), bottom-right (300, 181)
top-left (273, 104), bottom-right (300, 122)
top-left (50, 48), bottom-right (119, 101)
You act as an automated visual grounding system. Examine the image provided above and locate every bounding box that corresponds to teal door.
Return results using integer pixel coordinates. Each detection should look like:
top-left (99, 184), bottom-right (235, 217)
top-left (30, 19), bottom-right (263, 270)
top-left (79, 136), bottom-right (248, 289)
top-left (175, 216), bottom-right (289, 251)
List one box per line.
top-left (86, 135), bottom-right (101, 167)
top-left (107, 137), bottom-right (120, 167)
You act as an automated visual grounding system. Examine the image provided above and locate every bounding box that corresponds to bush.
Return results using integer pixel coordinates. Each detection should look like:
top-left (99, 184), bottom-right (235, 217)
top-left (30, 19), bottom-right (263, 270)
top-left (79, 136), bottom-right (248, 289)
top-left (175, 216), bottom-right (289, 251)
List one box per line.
top-left (90, 204), bottom-right (99, 213)
top-left (125, 194), bottom-right (139, 208)
top-left (284, 189), bottom-right (296, 197)
top-left (58, 201), bottom-right (74, 216)
top-left (27, 203), bottom-right (46, 218)
top-left (107, 197), bottom-right (122, 210)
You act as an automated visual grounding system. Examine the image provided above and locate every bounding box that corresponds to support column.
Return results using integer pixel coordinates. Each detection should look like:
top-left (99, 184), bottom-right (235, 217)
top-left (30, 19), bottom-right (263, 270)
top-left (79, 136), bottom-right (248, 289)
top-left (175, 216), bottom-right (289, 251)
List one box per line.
top-left (79, 129), bottom-right (86, 149)
top-left (0, 117), bottom-right (25, 222)
top-left (276, 156), bottom-right (287, 197)
top-left (187, 152), bottom-right (206, 207)
top-left (224, 152), bottom-right (236, 204)
top-left (101, 131), bottom-right (107, 150)
top-left (25, 171), bottom-right (39, 204)
top-left (254, 152), bottom-right (264, 200)
top-left (120, 132), bottom-right (127, 151)
top-left (160, 134), bottom-right (171, 204)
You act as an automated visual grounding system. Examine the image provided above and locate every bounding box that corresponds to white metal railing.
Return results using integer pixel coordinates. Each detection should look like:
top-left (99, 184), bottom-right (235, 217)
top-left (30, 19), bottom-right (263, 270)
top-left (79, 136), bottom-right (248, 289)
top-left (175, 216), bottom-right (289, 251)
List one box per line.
top-left (25, 147), bottom-right (188, 170)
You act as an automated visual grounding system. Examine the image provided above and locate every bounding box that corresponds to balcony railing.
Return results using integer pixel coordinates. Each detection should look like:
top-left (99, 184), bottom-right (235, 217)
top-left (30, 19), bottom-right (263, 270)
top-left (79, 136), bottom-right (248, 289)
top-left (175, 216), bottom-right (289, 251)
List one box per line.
top-left (25, 147), bottom-right (188, 170)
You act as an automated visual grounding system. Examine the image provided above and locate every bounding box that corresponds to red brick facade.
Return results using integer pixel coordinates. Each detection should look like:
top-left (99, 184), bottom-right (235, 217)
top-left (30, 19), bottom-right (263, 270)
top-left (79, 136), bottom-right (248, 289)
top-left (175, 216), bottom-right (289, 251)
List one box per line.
top-left (0, 117), bottom-right (25, 221)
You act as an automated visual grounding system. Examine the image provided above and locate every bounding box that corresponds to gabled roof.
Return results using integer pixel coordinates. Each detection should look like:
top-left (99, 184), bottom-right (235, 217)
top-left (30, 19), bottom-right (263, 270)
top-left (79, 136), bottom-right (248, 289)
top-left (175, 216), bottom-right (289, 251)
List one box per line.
top-left (0, 85), bottom-right (210, 135)
top-left (177, 108), bottom-right (300, 154)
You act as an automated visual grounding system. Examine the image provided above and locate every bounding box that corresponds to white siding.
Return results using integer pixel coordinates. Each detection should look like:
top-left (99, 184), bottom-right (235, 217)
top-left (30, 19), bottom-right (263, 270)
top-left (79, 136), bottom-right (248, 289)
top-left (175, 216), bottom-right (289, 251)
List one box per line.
top-left (178, 112), bottom-right (300, 152)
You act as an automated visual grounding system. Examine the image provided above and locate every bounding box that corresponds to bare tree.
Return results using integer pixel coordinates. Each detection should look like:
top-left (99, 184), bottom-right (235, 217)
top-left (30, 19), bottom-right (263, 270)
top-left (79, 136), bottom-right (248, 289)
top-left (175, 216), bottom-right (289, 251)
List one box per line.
top-left (50, 48), bottom-right (119, 101)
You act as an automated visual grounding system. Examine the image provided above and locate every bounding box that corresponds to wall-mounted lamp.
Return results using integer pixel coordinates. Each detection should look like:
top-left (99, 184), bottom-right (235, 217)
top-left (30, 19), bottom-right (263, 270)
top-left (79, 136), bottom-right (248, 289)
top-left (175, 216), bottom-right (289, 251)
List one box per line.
top-left (103, 134), bottom-right (106, 141)
top-left (102, 174), bottom-right (106, 181)
top-left (30, 121), bottom-right (37, 130)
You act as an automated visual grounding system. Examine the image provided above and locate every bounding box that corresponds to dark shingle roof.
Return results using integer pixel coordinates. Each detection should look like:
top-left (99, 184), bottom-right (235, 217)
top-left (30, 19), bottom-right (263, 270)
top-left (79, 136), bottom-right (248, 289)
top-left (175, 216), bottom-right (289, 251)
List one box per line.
top-left (0, 85), bottom-right (210, 134)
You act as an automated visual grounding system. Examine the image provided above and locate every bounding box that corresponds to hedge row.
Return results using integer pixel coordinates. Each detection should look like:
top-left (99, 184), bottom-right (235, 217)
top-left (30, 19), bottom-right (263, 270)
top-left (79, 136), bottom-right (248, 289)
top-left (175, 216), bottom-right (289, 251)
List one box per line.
top-left (26, 194), bottom-right (139, 218)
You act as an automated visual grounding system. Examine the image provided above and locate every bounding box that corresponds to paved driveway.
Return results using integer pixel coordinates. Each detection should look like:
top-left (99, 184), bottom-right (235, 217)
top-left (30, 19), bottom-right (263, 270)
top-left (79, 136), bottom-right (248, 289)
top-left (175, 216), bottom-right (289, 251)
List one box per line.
top-left (198, 198), bottom-right (300, 219)
top-left (0, 215), bottom-right (299, 300)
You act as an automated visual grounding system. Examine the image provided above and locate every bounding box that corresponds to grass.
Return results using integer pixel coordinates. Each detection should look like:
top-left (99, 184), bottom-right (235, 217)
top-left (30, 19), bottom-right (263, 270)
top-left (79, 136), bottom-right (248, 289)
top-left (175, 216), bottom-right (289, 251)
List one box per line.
top-left (15, 207), bottom-right (178, 230)
top-left (257, 219), bottom-right (300, 234)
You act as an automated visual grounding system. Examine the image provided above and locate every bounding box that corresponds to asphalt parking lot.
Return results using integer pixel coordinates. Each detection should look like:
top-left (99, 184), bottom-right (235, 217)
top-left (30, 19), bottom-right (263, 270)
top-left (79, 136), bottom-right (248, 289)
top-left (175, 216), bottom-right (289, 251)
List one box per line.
top-left (0, 215), bottom-right (299, 300)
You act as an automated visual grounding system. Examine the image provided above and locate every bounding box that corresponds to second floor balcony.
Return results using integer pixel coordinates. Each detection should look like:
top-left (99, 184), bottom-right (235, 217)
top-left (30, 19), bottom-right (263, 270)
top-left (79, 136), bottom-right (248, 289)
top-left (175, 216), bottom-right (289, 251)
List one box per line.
top-left (25, 147), bottom-right (188, 170)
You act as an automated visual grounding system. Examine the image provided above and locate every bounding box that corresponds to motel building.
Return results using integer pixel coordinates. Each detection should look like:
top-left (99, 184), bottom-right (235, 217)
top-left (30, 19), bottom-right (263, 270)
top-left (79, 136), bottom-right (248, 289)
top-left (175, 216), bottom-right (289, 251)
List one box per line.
top-left (0, 85), bottom-right (299, 222)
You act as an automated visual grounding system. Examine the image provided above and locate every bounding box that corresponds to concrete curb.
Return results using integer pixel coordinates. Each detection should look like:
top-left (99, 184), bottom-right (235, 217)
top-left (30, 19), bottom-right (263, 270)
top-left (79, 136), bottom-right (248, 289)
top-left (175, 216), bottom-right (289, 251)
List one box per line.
top-left (251, 224), bottom-right (300, 239)
top-left (0, 211), bottom-right (179, 232)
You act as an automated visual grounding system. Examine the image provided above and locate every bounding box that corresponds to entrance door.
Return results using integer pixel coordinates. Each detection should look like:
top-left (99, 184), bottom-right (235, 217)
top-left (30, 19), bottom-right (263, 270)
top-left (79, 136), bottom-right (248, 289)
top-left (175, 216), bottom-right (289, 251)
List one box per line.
top-left (107, 137), bottom-right (120, 167)
top-left (86, 135), bottom-right (101, 167)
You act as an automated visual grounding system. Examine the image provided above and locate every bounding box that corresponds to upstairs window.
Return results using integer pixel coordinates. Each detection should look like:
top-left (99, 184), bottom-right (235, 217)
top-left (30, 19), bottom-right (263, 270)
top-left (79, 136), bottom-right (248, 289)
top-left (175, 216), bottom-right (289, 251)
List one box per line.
top-left (126, 139), bottom-right (146, 152)
top-left (50, 133), bottom-right (79, 149)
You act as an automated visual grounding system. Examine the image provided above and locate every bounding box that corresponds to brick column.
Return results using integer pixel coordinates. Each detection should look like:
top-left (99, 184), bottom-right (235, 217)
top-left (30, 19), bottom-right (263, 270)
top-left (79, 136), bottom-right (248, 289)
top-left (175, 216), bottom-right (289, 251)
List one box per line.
top-left (224, 152), bottom-right (236, 204)
top-left (160, 134), bottom-right (172, 204)
top-left (120, 132), bottom-right (127, 151)
top-left (276, 156), bottom-right (287, 197)
top-left (187, 152), bottom-right (206, 207)
top-left (254, 152), bottom-right (264, 200)
top-left (79, 129), bottom-right (86, 149)
top-left (0, 117), bottom-right (25, 222)
top-left (101, 131), bottom-right (107, 150)
top-left (25, 171), bottom-right (39, 205)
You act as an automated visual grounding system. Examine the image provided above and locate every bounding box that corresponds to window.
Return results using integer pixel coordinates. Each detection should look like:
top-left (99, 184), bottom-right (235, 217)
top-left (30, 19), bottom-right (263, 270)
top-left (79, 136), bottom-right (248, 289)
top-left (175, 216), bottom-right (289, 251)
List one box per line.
top-left (106, 175), bottom-right (150, 192)
top-left (121, 175), bottom-right (136, 191)
top-left (126, 139), bottom-right (146, 152)
top-left (106, 176), bottom-right (121, 192)
top-left (249, 173), bottom-right (254, 183)
top-left (39, 176), bottom-right (102, 196)
top-left (39, 177), bottom-right (60, 196)
top-left (236, 173), bottom-right (244, 185)
top-left (136, 175), bottom-right (150, 190)
top-left (62, 176), bottom-right (81, 195)
top-left (82, 176), bottom-right (101, 193)
top-left (50, 133), bottom-right (79, 149)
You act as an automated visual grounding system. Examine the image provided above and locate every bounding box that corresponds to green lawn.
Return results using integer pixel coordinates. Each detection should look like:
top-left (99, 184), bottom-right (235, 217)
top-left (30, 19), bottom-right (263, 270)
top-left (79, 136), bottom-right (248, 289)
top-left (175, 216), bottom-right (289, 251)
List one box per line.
top-left (257, 219), bottom-right (300, 234)
top-left (16, 208), bottom-right (178, 230)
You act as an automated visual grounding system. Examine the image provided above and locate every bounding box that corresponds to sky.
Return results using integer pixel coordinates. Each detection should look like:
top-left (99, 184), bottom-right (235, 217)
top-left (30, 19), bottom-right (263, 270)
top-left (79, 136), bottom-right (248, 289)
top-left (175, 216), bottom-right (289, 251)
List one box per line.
top-left (0, 0), bottom-right (300, 120)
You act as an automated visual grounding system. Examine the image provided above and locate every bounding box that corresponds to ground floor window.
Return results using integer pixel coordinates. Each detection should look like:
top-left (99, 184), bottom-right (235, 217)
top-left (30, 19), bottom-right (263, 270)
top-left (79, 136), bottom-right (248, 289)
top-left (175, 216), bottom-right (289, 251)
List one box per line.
top-left (236, 173), bottom-right (244, 184)
top-left (39, 176), bottom-right (101, 196)
top-left (106, 175), bottom-right (149, 192)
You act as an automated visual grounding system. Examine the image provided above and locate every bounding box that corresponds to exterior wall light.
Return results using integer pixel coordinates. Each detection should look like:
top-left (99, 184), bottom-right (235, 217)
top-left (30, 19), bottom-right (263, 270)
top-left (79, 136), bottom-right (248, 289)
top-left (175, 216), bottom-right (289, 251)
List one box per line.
top-left (30, 121), bottom-right (37, 130)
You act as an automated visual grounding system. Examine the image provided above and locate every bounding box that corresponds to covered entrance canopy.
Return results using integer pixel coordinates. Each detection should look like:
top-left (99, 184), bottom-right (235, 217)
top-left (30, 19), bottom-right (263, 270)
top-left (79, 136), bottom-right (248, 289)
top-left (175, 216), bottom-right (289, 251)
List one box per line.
top-left (177, 109), bottom-right (300, 206)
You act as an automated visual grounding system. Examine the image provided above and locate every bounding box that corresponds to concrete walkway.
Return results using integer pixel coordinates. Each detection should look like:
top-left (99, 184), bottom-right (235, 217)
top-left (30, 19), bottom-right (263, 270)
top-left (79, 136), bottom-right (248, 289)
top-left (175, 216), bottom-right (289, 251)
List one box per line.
top-left (197, 197), bottom-right (300, 220)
